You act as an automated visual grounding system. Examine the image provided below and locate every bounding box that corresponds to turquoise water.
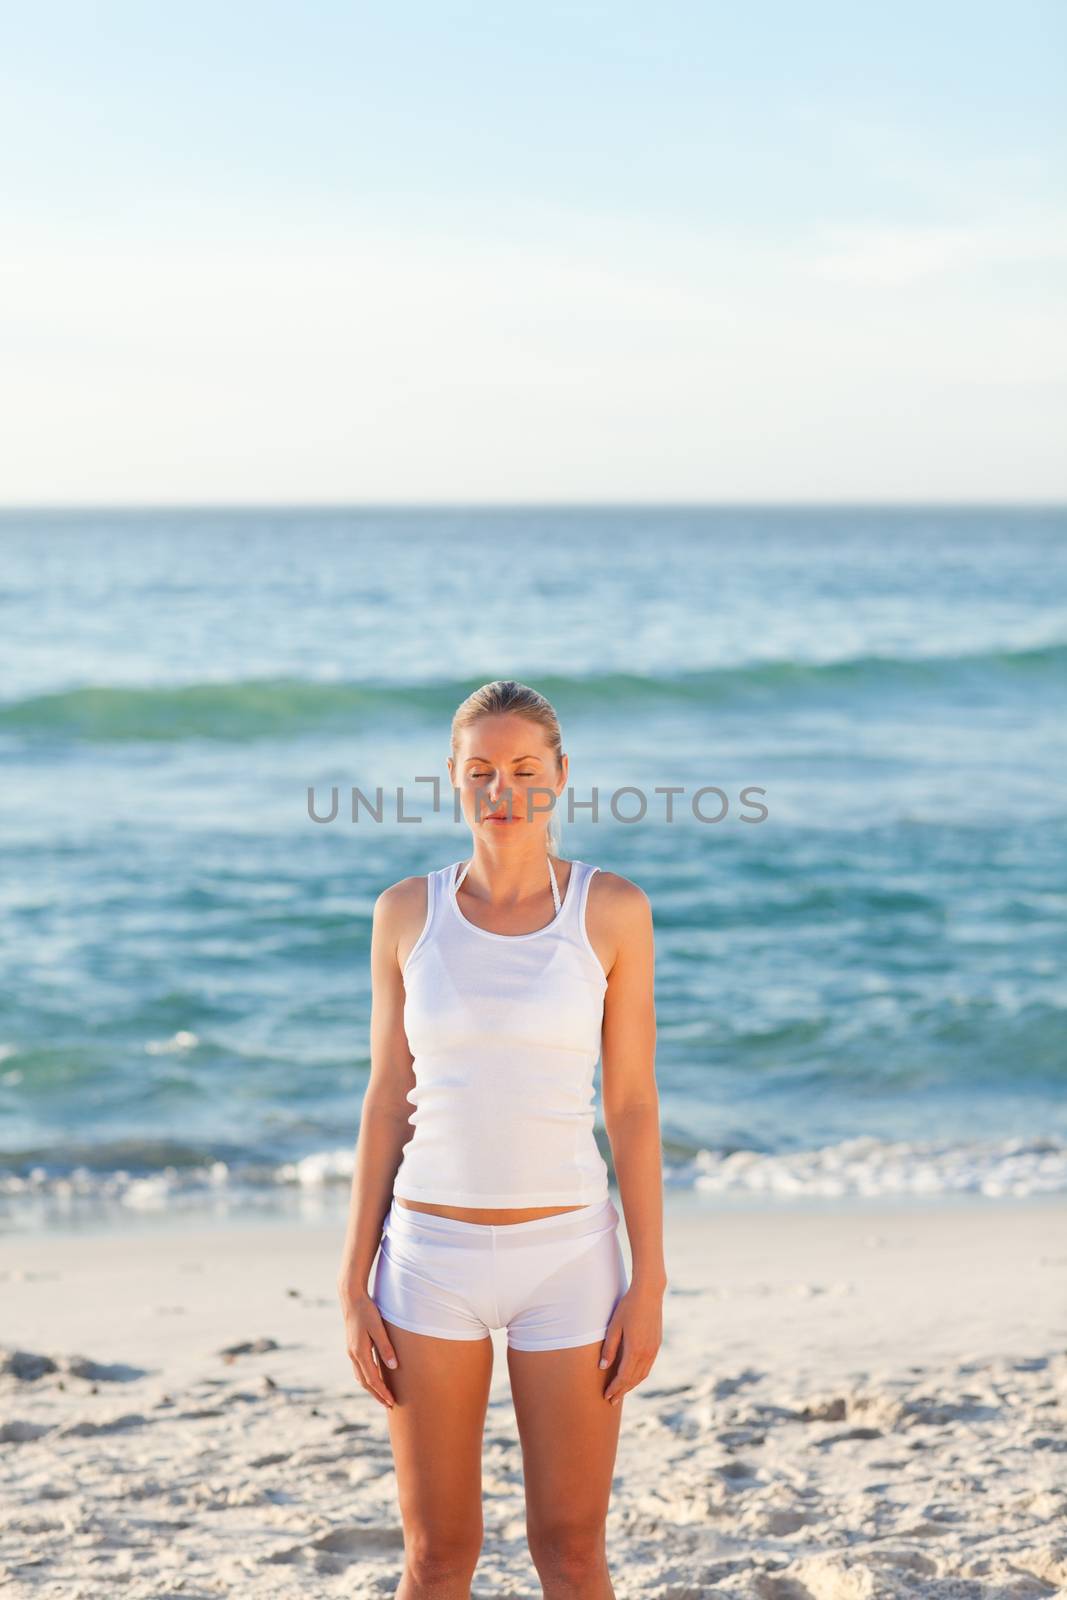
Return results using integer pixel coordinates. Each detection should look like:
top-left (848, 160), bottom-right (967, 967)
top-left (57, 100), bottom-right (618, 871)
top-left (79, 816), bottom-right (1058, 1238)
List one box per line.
top-left (1, 506), bottom-right (1065, 1227)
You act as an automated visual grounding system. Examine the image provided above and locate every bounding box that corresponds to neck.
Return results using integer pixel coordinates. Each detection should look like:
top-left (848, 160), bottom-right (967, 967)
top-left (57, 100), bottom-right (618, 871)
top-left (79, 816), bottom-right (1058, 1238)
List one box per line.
top-left (458, 845), bottom-right (562, 907)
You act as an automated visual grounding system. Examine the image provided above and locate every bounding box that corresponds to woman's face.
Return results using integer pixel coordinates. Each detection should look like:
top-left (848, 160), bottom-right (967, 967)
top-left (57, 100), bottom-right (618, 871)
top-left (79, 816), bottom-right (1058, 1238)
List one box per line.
top-left (448, 714), bottom-right (567, 841)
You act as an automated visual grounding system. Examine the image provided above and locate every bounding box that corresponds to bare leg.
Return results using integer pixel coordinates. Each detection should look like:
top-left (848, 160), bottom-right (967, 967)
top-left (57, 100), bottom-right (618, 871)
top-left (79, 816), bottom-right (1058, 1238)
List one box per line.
top-left (508, 1340), bottom-right (623, 1600)
top-left (380, 1319), bottom-right (494, 1599)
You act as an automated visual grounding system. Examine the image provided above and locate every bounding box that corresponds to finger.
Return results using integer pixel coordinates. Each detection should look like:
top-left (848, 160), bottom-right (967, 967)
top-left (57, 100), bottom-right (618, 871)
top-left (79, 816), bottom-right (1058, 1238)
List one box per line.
top-left (368, 1313), bottom-right (399, 1371)
top-left (604, 1359), bottom-right (643, 1402)
top-left (606, 1353), bottom-right (657, 1401)
top-left (354, 1352), bottom-right (395, 1410)
top-left (363, 1339), bottom-right (399, 1401)
top-left (602, 1334), bottom-right (632, 1394)
top-left (598, 1322), bottom-right (622, 1372)
top-left (606, 1376), bottom-right (635, 1404)
top-left (604, 1363), bottom-right (630, 1401)
top-left (358, 1359), bottom-right (395, 1410)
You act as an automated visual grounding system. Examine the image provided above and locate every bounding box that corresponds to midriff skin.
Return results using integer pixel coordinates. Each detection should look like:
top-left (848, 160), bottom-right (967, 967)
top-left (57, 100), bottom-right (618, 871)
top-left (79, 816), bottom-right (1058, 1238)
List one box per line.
top-left (396, 1200), bottom-right (585, 1224)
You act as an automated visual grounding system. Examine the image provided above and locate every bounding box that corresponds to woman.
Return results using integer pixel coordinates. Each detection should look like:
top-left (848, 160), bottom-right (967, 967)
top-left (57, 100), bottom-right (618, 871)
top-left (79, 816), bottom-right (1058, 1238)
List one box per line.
top-left (337, 679), bottom-right (665, 1599)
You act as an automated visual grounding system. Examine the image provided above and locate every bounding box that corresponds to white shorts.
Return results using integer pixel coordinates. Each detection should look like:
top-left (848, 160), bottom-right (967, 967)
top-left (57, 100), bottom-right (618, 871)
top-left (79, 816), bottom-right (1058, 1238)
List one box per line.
top-left (371, 1194), bottom-right (628, 1352)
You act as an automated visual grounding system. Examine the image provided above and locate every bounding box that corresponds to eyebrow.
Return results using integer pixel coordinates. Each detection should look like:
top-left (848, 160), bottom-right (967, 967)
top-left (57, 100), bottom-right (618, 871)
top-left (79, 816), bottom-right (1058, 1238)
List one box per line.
top-left (464, 754), bottom-right (544, 764)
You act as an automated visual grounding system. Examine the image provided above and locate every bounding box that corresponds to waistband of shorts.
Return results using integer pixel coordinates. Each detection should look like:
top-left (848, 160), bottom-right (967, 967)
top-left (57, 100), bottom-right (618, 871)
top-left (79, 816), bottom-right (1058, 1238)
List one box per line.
top-left (383, 1194), bottom-right (618, 1247)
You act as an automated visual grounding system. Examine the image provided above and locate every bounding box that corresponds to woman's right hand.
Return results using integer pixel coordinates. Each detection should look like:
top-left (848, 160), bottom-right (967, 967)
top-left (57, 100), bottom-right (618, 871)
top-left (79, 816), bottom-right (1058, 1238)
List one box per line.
top-left (338, 1283), bottom-right (399, 1410)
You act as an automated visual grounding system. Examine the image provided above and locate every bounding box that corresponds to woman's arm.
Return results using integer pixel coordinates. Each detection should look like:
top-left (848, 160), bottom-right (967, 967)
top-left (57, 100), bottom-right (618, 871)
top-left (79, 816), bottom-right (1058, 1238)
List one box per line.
top-left (595, 874), bottom-right (666, 1403)
top-left (335, 877), bottom-right (422, 1406)
top-left (599, 876), bottom-right (665, 1287)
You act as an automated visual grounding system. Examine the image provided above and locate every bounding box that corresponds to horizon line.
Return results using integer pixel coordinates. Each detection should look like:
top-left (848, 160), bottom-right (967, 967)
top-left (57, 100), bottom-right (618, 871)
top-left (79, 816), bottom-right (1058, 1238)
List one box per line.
top-left (1, 498), bottom-right (1065, 514)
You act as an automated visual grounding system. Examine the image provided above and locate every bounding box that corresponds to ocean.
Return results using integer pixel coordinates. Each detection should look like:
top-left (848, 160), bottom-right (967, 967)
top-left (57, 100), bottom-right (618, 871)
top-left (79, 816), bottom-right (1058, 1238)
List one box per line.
top-left (1, 505), bottom-right (1065, 1231)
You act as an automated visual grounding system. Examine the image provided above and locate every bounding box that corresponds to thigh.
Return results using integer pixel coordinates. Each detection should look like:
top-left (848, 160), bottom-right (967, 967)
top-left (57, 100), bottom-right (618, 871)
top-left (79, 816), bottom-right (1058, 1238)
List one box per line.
top-left (381, 1319), bottom-right (495, 1541)
top-left (507, 1339), bottom-right (623, 1537)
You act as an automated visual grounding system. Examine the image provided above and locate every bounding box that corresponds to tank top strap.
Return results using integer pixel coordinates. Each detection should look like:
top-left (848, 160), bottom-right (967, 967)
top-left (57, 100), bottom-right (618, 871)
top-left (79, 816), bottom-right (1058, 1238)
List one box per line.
top-left (443, 856), bottom-right (598, 945)
top-left (402, 866), bottom-right (445, 976)
top-left (556, 859), bottom-right (597, 935)
top-left (453, 855), bottom-right (563, 910)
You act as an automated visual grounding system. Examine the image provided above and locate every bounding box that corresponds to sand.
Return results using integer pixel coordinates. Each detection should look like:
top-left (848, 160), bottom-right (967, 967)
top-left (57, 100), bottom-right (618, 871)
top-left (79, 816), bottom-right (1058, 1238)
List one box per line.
top-left (1, 1194), bottom-right (1065, 1598)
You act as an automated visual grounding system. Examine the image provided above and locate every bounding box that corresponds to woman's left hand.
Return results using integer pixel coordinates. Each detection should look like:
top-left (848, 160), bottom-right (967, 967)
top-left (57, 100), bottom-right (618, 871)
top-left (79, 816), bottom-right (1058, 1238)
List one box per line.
top-left (598, 1280), bottom-right (664, 1404)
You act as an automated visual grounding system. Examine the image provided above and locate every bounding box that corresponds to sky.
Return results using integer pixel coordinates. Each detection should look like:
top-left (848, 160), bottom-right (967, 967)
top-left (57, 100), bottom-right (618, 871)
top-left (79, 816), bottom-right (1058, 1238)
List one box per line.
top-left (1, 0), bottom-right (1065, 504)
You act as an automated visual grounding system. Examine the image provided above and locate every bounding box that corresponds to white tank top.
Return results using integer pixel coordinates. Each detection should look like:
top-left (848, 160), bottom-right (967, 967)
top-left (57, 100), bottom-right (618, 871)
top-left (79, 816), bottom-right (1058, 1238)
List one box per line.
top-left (394, 856), bottom-right (611, 1207)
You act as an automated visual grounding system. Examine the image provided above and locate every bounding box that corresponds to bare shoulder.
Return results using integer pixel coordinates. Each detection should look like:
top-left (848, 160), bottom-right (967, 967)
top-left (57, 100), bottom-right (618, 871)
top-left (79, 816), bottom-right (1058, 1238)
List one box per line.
top-left (373, 874), bottom-right (430, 962)
top-left (375, 873), bottom-right (428, 920)
top-left (585, 870), bottom-right (652, 953)
top-left (585, 871), bottom-right (652, 980)
top-left (587, 868), bottom-right (652, 922)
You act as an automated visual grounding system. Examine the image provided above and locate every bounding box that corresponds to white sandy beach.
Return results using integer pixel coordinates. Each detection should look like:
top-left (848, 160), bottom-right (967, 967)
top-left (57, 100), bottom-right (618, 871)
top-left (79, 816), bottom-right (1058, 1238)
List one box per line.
top-left (2, 1195), bottom-right (1065, 1599)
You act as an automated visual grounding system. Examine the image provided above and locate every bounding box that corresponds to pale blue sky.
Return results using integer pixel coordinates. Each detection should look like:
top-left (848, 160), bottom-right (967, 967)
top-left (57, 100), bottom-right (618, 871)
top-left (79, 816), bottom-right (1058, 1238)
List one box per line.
top-left (2, 1), bottom-right (1064, 502)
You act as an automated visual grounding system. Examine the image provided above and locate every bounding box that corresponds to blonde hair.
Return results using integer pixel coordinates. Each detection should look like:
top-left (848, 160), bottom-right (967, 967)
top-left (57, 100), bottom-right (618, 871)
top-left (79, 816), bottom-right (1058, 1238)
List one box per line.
top-left (451, 680), bottom-right (565, 856)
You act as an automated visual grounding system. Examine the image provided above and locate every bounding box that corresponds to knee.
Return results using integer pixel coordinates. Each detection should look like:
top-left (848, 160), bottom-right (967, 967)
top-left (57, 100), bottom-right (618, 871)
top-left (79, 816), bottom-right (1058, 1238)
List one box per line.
top-left (404, 1526), bottom-right (481, 1588)
top-left (527, 1517), bottom-right (606, 1584)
